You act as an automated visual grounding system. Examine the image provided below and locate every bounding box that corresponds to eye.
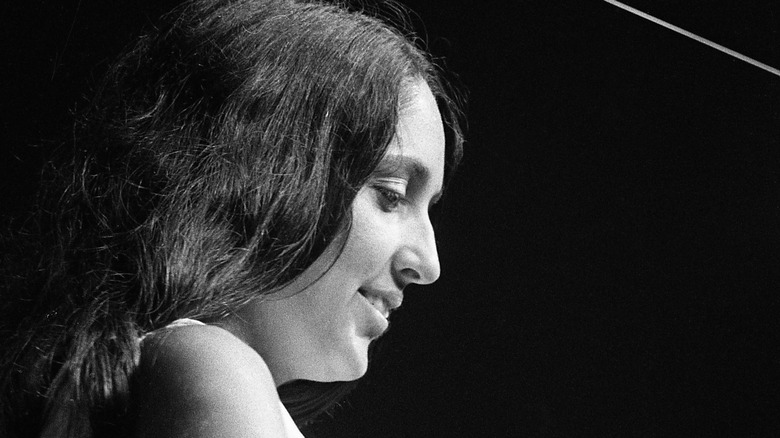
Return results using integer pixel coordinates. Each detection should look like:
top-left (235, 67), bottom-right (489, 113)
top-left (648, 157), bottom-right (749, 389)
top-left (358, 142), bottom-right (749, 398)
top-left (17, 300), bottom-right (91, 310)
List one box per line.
top-left (375, 186), bottom-right (403, 212)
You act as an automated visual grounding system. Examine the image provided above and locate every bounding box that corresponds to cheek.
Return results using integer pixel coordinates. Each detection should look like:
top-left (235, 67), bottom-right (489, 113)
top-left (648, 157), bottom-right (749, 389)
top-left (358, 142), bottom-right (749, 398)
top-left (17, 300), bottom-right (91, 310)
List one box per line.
top-left (340, 193), bottom-right (397, 276)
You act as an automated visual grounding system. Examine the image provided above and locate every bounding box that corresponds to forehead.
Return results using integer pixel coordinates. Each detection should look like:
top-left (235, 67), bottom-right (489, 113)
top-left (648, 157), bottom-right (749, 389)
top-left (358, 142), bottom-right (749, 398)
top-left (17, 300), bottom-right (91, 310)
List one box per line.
top-left (388, 81), bottom-right (445, 185)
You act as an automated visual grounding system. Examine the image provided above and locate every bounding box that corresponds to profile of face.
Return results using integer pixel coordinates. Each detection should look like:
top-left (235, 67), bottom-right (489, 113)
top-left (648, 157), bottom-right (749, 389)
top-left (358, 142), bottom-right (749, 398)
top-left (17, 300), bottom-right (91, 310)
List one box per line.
top-left (222, 80), bottom-right (446, 384)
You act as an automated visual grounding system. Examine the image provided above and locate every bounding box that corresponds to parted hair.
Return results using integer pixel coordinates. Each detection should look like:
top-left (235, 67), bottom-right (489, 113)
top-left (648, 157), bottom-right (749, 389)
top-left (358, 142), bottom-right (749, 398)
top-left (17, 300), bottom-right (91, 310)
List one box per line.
top-left (0, 0), bottom-right (464, 436)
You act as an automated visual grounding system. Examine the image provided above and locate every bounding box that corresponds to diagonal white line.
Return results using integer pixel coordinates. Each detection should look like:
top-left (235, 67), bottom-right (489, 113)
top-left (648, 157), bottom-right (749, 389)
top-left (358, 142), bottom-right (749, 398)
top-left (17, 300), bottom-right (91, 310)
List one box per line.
top-left (603, 0), bottom-right (780, 78)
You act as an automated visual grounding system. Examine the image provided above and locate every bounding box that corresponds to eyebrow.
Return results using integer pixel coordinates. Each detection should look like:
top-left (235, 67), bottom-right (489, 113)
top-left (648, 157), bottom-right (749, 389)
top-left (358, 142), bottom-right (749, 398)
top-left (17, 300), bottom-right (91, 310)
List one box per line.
top-left (375, 154), bottom-right (443, 204)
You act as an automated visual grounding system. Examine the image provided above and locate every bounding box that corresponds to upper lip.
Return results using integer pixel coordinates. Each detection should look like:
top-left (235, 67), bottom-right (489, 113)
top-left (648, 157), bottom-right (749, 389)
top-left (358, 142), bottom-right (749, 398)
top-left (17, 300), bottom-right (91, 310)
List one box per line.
top-left (359, 287), bottom-right (403, 318)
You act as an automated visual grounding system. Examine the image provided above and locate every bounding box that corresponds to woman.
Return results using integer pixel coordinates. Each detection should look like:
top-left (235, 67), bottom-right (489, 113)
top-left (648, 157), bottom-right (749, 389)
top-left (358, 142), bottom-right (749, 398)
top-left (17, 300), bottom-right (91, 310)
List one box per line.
top-left (0, 0), bottom-right (464, 436)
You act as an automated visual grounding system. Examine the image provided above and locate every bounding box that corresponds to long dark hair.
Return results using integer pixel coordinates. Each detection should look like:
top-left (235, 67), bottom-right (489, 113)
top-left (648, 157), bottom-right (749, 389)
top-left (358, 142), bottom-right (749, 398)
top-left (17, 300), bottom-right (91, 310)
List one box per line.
top-left (0, 0), bottom-right (465, 436)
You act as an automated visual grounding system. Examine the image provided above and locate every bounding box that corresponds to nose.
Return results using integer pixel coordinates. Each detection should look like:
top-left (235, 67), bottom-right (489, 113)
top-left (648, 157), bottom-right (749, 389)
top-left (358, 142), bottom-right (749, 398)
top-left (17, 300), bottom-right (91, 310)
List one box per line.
top-left (394, 214), bottom-right (441, 286)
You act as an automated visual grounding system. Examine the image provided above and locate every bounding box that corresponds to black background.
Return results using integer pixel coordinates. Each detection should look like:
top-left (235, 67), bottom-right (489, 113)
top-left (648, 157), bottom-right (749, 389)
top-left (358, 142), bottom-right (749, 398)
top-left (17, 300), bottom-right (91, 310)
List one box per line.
top-left (3, 1), bottom-right (779, 436)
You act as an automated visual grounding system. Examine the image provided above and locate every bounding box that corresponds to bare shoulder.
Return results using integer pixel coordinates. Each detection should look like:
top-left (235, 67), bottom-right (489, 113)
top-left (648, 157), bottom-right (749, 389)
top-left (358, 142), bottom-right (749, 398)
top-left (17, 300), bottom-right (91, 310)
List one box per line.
top-left (134, 324), bottom-right (289, 438)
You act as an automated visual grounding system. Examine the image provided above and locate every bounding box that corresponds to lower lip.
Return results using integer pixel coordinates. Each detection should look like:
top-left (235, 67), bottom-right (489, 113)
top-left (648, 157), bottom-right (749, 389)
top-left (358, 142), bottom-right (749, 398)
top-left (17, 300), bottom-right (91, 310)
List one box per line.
top-left (360, 293), bottom-right (389, 338)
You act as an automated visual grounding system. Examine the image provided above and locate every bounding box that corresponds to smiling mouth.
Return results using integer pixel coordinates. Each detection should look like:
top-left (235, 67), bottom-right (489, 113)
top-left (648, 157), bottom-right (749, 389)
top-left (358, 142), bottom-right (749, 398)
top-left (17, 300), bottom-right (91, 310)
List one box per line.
top-left (358, 288), bottom-right (400, 320)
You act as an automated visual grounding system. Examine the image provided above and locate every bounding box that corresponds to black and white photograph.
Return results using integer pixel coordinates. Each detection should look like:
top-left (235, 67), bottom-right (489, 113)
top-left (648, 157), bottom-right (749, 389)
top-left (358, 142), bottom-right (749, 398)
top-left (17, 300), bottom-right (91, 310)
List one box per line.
top-left (2, 1), bottom-right (778, 436)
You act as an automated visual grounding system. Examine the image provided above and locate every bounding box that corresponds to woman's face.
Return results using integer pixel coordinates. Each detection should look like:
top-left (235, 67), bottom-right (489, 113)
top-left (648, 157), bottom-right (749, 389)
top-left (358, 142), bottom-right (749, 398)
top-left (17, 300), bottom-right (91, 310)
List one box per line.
top-left (222, 80), bottom-right (445, 384)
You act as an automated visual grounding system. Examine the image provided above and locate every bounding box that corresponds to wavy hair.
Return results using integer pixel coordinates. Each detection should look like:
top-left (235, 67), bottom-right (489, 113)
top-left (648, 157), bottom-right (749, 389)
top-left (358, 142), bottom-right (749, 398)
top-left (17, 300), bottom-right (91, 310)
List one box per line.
top-left (0, 0), bottom-right (464, 436)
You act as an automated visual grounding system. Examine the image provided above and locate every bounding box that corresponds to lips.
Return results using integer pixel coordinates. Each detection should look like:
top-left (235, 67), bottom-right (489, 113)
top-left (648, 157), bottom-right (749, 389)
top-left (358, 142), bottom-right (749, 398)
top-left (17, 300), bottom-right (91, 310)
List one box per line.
top-left (358, 288), bottom-right (403, 319)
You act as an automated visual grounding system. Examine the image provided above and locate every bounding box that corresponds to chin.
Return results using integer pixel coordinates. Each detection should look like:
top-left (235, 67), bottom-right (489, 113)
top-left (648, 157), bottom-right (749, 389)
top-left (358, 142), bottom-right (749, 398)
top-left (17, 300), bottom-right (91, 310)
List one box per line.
top-left (338, 361), bottom-right (368, 382)
top-left (322, 337), bottom-right (371, 382)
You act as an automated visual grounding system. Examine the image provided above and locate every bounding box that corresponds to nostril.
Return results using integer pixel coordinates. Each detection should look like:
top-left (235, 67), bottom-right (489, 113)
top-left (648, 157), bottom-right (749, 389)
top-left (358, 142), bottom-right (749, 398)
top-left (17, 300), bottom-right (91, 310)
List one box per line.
top-left (401, 267), bottom-right (421, 283)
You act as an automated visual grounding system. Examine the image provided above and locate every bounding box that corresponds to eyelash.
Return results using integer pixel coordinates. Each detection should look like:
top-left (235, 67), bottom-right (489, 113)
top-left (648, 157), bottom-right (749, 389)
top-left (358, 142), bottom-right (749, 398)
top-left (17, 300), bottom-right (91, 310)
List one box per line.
top-left (375, 186), bottom-right (404, 212)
